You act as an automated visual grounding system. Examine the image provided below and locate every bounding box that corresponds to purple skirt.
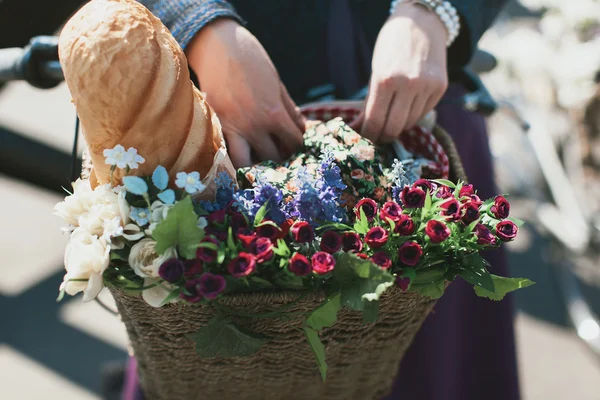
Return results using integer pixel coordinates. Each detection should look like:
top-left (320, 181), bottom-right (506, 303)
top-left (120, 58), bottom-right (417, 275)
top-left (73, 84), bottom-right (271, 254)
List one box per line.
top-left (122, 85), bottom-right (520, 400)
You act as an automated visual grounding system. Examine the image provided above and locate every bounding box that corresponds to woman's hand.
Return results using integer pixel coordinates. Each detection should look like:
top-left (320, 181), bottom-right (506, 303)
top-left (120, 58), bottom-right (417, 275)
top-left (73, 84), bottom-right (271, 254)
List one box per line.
top-left (360, 4), bottom-right (449, 143)
top-left (186, 19), bottom-right (305, 168)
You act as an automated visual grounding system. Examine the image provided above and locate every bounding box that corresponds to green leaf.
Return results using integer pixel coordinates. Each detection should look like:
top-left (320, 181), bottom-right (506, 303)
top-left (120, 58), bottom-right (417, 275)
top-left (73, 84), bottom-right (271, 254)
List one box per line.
top-left (359, 207), bottom-right (369, 232)
top-left (153, 196), bottom-right (204, 259)
top-left (304, 326), bottom-right (327, 382)
top-left (254, 202), bottom-right (269, 226)
top-left (189, 315), bottom-right (270, 358)
top-left (333, 253), bottom-right (395, 311)
top-left (160, 289), bottom-right (182, 306)
top-left (306, 293), bottom-right (341, 330)
top-left (465, 219), bottom-right (480, 236)
top-left (274, 274), bottom-right (306, 289)
top-left (362, 300), bottom-right (379, 324)
top-left (424, 191), bottom-right (432, 211)
top-left (273, 239), bottom-right (291, 257)
top-left (227, 227), bottom-right (236, 252)
top-left (123, 176), bottom-right (148, 195)
top-left (458, 254), bottom-right (495, 292)
top-left (410, 280), bottom-right (445, 299)
top-left (353, 220), bottom-right (368, 235)
top-left (474, 275), bottom-right (535, 300)
top-left (247, 277), bottom-right (274, 290)
top-left (509, 217), bottom-right (525, 227)
top-left (316, 223), bottom-right (352, 232)
top-left (431, 179), bottom-right (456, 188)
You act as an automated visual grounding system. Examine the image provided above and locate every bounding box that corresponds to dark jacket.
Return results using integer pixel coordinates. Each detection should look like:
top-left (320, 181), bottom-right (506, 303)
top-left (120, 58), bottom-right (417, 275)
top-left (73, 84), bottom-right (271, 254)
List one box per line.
top-left (139, 0), bottom-right (508, 101)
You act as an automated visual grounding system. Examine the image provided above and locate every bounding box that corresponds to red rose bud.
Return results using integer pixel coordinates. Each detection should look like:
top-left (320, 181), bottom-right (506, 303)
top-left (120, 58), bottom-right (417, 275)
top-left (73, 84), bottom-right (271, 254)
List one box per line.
top-left (355, 198), bottom-right (378, 221)
top-left (280, 219), bottom-right (294, 238)
top-left (197, 272), bottom-right (226, 300)
top-left (425, 220), bottom-right (451, 243)
top-left (311, 252), bottom-right (336, 275)
top-left (288, 253), bottom-right (312, 276)
top-left (180, 279), bottom-right (204, 303)
top-left (401, 186), bottom-right (426, 208)
top-left (396, 276), bottom-right (411, 292)
top-left (237, 230), bottom-right (257, 249)
top-left (496, 220), bottom-right (518, 242)
top-left (196, 237), bottom-right (219, 262)
top-left (441, 198), bottom-right (462, 221)
top-left (355, 253), bottom-right (369, 259)
top-left (468, 194), bottom-right (483, 207)
top-left (342, 232), bottom-right (363, 252)
top-left (256, 222), bottom-right (282, 241)
top-left (230, 212), bottom-right (249, 233)
top-left (365, 227), bottom-right (389, 248)
top-left (436, 185), bottom-right (453, 199)
top-left (380, 201), bottom-right (403, 223)
top-left (413, 179), bottom-right (436, 193)
top-left (291, 221), bottom-right (314, 243)
top-left (183, 259), bottom-right (204, 278)
top-left (371, 251), bottom-right (392, 270)
top-left (491, 195), bottom-right (510, 219)
top-left (462, 201), bottom-right (481, 224)
top-left (227, 252), bottom-right (257, 278)
top-left (397, 241), bottom-right (423, 266)
top-left (395, 215), bottom-right (416, 236)
top-left (459, 184), bottom-right (475, 198)
top-left (250, 237), bottom-right (274, 263)
top-left (208, 209), bottom-right (227, 225)
top-left (320, 231), bottom-right (343, 253)
top-left (475, 224), bottom-right (497, 246)
top-left (158, 258), bottom-right (185, 283)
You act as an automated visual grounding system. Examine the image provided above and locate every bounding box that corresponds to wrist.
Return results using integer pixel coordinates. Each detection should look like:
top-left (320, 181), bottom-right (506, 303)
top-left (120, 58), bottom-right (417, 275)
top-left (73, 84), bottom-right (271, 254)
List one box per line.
top-left (186, 19), bottom-right (241, 77)
top-left (391, 2), bottom-right (448, 44)
top-left (390, 0), bottom-right (459, 47)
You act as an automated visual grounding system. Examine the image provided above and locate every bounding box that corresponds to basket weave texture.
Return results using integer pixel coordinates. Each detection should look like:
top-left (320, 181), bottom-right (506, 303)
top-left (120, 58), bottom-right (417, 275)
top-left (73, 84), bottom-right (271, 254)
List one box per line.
top-left (105, 104), bottom-right (467, 400)
top-left (111, 286), bottom-right (437, 400)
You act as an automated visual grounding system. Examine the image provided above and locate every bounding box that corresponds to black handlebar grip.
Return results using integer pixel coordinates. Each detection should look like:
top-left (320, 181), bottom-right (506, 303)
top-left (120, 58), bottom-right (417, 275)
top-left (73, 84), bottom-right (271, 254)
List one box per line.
top-left (0, 36), bottom-right (63, 88)
top-left (0, 47), bottom-right (25, 82)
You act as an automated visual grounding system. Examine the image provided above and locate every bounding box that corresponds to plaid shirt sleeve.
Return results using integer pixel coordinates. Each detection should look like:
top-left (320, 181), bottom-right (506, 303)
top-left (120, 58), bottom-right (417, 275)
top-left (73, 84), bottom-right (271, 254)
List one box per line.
top-left (138, 0), bottom-right (244, 49)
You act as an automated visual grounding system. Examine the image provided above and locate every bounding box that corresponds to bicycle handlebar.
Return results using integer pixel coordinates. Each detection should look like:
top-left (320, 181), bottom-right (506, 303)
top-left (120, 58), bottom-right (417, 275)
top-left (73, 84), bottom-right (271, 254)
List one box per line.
top-left (0, 36), bottom-right (63, 88)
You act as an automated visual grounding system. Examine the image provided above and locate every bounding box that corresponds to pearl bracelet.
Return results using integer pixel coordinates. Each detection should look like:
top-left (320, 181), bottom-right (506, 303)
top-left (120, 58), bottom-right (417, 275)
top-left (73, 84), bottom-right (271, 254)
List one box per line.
top-left (389, 0), bottom-right (461, 47)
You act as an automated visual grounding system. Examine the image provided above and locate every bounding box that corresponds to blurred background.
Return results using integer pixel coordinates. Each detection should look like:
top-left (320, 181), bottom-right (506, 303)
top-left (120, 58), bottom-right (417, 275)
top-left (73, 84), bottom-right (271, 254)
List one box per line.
top-left (1, 0), bottom-right (600, 399)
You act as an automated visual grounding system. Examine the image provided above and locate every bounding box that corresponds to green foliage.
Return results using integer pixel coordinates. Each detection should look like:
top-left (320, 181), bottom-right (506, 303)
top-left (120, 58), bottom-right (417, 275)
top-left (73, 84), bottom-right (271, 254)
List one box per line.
top-left (410, 281), bottom-right (445, 299)
top-left (152, 197), bottom-right (204, 259)
top-left (333, 253), bottom-right (394, 311)
top-left (304, 327), bottom-right (327, 382)
top-left (474, 275), bottom-right (535, 300)
top-left (306, 293), bottom-right (341, 330)
top-left (188, 316), bottom-right (271, 358)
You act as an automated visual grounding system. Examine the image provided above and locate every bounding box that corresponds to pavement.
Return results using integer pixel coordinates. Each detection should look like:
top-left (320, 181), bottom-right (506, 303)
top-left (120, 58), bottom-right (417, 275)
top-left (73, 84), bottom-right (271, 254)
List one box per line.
top-left (1, 81), bottom-right (599, 400)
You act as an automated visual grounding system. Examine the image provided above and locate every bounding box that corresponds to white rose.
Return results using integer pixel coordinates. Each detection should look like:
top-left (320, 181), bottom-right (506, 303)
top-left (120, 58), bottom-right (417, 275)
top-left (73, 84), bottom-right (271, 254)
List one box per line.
top-left (117, 189), bottom-right (131, 225)
top-left (54, 179), bottom-right (95, 226)
top-left (150, 201), bottom-right (172, 223)
top-left (128, 238), bottom-right (177, 278)
top-left (61, 228), bottom-right (110, 301)
top-left (79, 203), bottom-right (121, 236)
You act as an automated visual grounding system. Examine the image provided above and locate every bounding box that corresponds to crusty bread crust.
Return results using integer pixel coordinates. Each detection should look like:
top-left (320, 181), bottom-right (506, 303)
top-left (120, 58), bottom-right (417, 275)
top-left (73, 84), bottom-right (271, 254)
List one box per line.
top-left (59, 0), bottom-right (231, 188)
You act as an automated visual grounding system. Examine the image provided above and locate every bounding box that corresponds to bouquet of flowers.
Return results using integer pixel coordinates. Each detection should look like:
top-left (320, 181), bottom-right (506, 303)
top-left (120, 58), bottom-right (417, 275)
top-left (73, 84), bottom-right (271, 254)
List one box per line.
top-left (55, 117), bottom-right (533, 396)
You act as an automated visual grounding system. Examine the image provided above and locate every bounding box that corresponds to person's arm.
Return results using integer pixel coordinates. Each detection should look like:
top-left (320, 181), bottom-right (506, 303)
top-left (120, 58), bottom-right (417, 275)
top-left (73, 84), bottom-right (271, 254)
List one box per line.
top-left (137, 0), bottom-right (244, 50)
top-left (449, 0), bottom-right (509, 67)
top-left (136, 0), bottom-right (305, 168)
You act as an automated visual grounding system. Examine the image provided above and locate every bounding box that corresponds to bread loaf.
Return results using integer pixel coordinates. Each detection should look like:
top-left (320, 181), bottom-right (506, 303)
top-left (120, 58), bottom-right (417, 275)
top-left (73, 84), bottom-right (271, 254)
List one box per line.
top-left (58, 0), bottom-right (234, 194)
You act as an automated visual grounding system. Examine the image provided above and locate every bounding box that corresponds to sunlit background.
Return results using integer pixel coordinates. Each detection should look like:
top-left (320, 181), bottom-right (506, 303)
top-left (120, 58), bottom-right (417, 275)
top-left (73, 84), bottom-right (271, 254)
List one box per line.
top-left (1, 1), bottom-right (600, 399)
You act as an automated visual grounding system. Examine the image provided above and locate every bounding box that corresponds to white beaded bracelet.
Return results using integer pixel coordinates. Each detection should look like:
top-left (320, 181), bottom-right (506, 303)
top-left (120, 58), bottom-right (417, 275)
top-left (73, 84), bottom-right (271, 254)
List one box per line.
top-left (389, 0), bottom-right (461, 47)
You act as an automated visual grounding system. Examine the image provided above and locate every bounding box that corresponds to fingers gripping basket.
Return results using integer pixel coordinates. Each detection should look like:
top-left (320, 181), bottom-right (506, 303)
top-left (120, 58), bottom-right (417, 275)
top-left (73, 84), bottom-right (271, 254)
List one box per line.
top-left (108, 104), bottom-right (467, 400)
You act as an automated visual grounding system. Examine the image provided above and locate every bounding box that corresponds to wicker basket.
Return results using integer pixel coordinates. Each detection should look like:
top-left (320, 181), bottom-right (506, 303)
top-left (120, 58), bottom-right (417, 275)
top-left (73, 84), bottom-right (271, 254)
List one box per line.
top-left (109, 102), bottom-right (467, 400)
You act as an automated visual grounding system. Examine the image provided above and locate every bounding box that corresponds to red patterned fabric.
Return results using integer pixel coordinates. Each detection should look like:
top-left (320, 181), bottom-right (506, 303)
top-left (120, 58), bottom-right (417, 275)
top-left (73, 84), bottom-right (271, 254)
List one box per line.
top-left (301, 105), bottom-right (450, 179)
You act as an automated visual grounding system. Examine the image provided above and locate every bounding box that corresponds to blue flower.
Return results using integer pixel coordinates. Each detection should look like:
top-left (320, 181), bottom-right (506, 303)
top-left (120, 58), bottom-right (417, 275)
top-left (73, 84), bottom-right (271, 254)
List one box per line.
top-left (130, 206), bottom-right (150, 226)
top-left (175, 171), bottom-right (206, 194)
top-left (214, 171), bottom-right (234, 190)
top-left (319, 150), bottom-right (346, 191)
